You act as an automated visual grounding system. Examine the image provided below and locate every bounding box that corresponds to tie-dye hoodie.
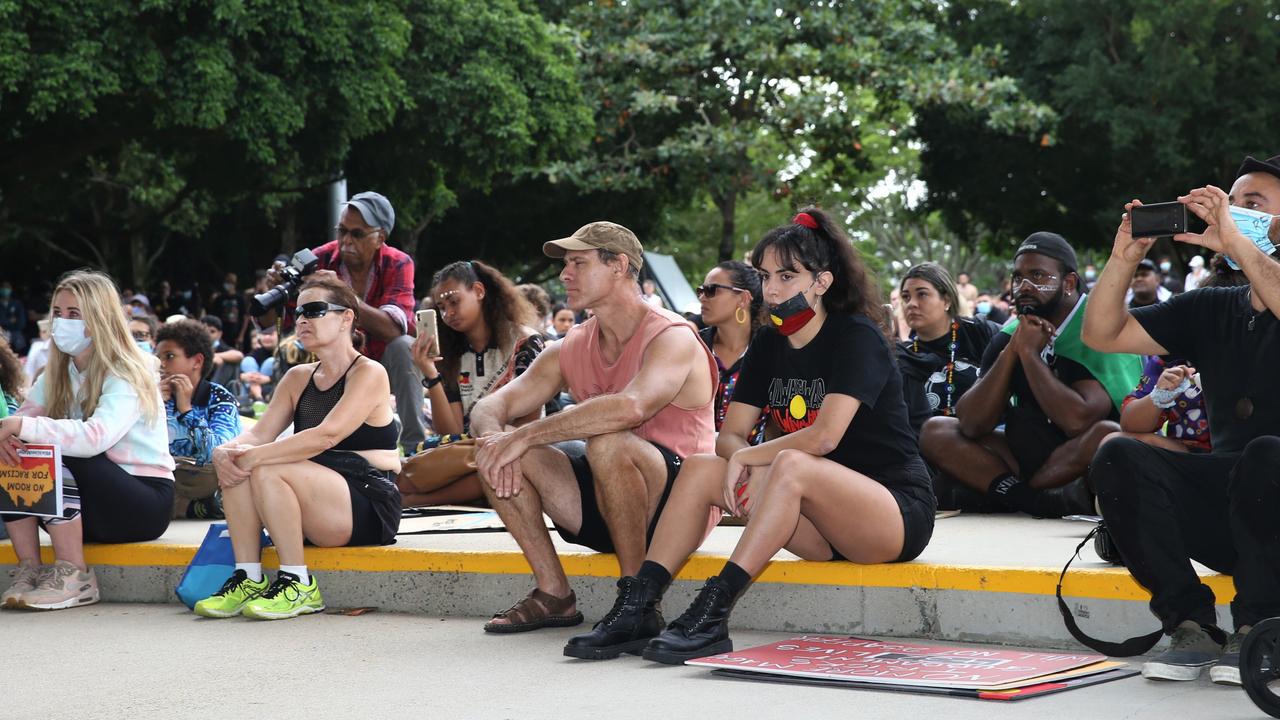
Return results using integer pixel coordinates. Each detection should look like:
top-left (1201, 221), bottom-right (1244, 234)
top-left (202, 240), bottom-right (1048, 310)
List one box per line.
top-left (15, 362), bottom-right (175, 480)
top-left (165, 379), bottom-right (241, 466)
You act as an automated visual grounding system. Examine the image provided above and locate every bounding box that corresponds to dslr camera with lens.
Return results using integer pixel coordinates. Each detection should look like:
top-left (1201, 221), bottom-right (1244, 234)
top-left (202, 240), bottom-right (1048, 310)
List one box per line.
top-left (250, 249), bottom-right (319, 317)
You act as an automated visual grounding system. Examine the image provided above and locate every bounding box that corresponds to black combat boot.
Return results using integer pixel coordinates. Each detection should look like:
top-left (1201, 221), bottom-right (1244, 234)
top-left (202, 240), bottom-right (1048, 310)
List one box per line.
top-left (563, 575), bottom-right (665, 660)
top-left (642, 576), bottom-right (736, 665)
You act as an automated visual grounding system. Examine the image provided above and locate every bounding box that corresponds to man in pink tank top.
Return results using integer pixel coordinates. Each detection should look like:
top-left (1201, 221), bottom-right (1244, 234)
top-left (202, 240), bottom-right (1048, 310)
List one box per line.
top-left (469, 221), bottom-right (719, 638)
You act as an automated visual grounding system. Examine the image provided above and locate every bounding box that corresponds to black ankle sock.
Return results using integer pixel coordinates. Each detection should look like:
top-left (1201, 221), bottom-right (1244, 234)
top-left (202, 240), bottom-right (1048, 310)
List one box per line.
top-left (636, 560), bottom-right (672, 590)
top-left (716, 561), bottom-right (752, 598)
top-left (987, 474), bottom-right (1069, 518)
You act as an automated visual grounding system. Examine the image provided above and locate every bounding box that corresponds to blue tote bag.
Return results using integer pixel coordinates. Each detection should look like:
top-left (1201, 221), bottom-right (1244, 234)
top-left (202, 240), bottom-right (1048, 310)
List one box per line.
top-left (176, 523), bottom-right (271, 609)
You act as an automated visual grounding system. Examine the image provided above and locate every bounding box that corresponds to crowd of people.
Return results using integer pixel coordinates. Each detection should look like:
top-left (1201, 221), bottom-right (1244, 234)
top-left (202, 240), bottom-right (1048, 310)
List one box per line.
top-left (1, 154), bottom-right (1279, 689)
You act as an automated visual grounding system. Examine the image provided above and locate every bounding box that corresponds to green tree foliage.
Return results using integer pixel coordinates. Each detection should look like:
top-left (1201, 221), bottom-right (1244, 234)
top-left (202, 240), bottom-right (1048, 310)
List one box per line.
top-left (547, 0), bottom-right (1054, 263)
top-left (916, 0), bottom-right (1280, 257)
top-left (0, 0), bottom-right (587, 287)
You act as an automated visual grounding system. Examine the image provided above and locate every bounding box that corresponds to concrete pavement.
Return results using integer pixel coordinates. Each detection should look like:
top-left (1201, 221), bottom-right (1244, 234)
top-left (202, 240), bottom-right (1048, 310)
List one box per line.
top-left (0, 604), bottom-right (1265, 720)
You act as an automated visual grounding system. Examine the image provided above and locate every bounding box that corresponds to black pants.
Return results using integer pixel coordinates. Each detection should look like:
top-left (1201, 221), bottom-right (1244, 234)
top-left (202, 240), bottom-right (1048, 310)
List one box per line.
top-left (2, 454), bottom-right (173, 544)
top-left (1092, 435), bottom-right (1280, 632)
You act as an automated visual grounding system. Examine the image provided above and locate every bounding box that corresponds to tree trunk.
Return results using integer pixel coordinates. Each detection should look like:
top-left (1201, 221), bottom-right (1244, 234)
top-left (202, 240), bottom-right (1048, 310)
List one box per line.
top-left (279, 205), bottom-right (299, 254)
top-left (129, 234), bottom-right (148, 290)
top-left (716, 189), bottom-right (737, 262)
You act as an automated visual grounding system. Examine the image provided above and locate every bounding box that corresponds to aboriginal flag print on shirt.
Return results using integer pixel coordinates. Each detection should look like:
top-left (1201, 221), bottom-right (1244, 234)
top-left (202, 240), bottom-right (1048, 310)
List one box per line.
top-left (730, 314), bottom-right (920, 478)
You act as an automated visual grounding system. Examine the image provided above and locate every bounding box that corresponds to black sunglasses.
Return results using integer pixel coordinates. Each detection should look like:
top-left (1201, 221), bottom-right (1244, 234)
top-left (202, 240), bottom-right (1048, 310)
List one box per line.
top-left (333, 226), bottom-right (381, 241)
top-left (695, 283), bottom-right (746, 299)
top-left (297, 302), bottom-right (350, 319)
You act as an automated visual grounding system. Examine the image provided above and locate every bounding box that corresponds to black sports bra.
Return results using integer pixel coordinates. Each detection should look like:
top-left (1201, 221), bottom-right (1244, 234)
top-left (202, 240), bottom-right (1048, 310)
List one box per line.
top-left (293, 356), bottom-right (399, 451)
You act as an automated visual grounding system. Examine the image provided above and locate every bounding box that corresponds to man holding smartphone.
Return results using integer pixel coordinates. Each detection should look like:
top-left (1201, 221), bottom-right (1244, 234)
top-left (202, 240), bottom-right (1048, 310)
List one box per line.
top-left (1083, 154), bottom-right (1280, 684)
top-left (260, 191), bottom-right (423, 451)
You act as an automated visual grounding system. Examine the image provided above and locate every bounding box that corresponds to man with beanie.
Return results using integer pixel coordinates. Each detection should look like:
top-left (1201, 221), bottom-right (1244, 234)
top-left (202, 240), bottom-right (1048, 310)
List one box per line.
top-left (920, 232), bottom-right (1142, 516)
top-left (1083, 155), bottom-right (1280, 684)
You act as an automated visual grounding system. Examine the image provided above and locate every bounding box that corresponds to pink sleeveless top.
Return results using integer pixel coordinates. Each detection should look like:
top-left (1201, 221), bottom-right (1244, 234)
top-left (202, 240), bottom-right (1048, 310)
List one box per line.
top-left (560, 305), bottom-right (717, 459)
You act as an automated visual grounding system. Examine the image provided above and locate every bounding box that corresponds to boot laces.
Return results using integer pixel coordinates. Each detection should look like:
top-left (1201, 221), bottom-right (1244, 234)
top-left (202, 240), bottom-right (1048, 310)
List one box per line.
top-left (672, 581), bottom-right (727, 631)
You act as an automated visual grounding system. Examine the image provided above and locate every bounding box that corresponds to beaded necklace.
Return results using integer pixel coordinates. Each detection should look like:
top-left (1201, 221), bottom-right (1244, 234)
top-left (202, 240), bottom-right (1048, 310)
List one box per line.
top-left (912, 320), bottom-right (959, 416)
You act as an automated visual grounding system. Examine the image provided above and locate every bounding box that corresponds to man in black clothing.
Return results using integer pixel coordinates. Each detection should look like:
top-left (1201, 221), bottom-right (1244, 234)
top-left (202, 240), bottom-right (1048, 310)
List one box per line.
top-left (920, 232), bottom-right (1139, 516)
top-left (1128, 258), bottom-right (1167, 308)
top-left (1083, 155), bottom-right (1280, 685)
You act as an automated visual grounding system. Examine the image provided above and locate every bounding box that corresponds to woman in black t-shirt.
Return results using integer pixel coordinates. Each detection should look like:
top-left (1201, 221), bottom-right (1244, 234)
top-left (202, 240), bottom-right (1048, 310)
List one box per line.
top-left (896, 263), bottom-right (1000, 433)
top-left (696, 260), bottom-right (767, 444)
top-left (562, 208), bottom-right (936, 665)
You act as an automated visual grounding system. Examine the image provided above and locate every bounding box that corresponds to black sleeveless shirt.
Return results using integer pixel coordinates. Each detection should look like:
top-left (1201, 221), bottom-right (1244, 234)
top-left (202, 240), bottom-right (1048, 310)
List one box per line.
top-left (292, 356), bottom-right (399, 451)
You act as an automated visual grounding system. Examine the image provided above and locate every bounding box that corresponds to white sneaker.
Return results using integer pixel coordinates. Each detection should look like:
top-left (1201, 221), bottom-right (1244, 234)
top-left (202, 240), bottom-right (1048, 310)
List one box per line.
top-left (19, 561), bottom-right (100, 611)
top-left (1, 562), bottom-right (42, 609)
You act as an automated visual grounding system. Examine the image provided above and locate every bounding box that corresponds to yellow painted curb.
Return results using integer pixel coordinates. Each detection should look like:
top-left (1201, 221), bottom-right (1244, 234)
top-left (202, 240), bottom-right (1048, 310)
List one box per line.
top-left (0, 542), bottom-right (1235, 603)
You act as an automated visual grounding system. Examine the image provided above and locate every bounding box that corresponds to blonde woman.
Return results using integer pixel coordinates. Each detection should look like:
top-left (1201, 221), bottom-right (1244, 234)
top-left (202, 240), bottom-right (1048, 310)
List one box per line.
top-left (0, 270), bottom-right (174, 611)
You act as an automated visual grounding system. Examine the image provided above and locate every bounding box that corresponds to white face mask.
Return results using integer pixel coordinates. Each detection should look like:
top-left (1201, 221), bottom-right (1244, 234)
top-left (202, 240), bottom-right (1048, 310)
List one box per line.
top-left (52, 317), bottom-right (92, 356)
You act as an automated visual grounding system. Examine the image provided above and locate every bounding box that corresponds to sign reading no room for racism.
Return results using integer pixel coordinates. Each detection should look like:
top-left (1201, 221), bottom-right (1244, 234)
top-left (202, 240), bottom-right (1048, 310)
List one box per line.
top-left (0, 444), bottom-right (63, 518)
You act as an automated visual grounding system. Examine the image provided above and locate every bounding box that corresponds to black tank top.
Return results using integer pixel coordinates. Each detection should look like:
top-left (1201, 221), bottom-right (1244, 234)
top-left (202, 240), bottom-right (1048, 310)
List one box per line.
top-left (293, 356), bottom-right (399, 451)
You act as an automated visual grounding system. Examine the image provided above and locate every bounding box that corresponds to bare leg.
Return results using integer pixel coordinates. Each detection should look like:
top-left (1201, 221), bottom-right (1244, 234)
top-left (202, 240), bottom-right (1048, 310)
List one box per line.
top-left (222, 479), bottom-right (265, 564)
top-left (586, 432), bottom-right (669, 576)
top-left (1028, 420), bottom-right (1120, 489)
top-left (4, 518), bottom-right (41, 565)
top-left (644, 454), bottom-right (733, 573)
top-left (47, 518), bottom-right (86, 571)
top-left (920, 416), bottom-right (1018, 492)
top-left (481, 445), bottom-right (582, 600)
top-left (249, 462), bottom-right (353, 565)
top-left (398, 473), bottom-right (486, 508)
top-left (1100, 430), bottom-right (1190, 453)
top-left (728, 450), bottom-right (904, 576)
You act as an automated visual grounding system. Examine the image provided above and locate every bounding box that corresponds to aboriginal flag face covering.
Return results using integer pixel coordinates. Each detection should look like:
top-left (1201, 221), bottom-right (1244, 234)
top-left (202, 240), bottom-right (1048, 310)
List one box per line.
top-left (769, 286), bottom-right (816, 336)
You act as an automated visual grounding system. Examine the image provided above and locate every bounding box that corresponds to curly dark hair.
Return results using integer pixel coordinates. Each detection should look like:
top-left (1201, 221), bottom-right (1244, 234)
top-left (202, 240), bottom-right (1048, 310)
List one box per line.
top-left (749, 206), bottom-right (885, 329)
top-left (0, 334), bottom-right (23, 405)
top-left (431, 260), bottom-right (536, 386)
top-left (155, 319), bottom-right (216, 379)
top-left (715, 260), bottom-right (767, 332)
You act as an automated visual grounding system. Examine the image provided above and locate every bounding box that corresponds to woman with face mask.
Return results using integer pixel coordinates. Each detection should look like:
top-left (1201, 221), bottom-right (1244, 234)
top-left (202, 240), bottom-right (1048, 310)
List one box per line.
top-left (896, 263), bottom-right (1002, 434)
top-left (0, 270), bottom-right (175, 612)
top-left (562, 208), bottom-right (935, 664)
top-left (403, 260), bottom-right (546, 506)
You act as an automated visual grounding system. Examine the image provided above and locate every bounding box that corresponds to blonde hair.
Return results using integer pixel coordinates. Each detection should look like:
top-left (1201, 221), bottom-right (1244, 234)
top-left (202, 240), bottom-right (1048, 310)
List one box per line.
top-left (44, 270), bottom-right (161, 423)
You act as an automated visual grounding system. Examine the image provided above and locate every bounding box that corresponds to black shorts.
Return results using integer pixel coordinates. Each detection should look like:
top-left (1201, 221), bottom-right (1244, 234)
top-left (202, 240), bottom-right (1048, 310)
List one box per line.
top-left (552, 439), bottom-right (683, 553)
top-left (307, 451), bottom-right (401, 546)
top-left (1004, 404), bottom-right (1068, 480)
top-left (831, 457), bottom-right (937, 563)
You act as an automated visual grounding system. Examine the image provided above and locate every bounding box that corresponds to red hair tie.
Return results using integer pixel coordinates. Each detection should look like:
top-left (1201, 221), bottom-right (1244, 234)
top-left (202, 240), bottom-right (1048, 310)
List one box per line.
top-left (792, 212), bottom-right (818, 229)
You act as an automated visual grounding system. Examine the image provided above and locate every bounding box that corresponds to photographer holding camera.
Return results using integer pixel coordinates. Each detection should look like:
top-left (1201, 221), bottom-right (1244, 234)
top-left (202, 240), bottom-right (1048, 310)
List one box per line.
top-left (257, 191), bottom-right (422, 451)
top-left (1083, 154), bottom-right (1280, 684)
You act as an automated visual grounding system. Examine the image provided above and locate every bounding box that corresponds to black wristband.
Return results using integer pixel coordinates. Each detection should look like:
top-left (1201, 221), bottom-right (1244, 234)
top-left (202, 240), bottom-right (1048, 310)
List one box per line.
top-left (422, 375), bottom-right (443, 390)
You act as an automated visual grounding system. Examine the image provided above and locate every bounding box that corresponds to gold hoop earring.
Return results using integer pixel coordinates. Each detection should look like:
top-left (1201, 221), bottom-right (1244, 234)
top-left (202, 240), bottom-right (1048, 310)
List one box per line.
top-left (735, 307), bottom-right (749, 325)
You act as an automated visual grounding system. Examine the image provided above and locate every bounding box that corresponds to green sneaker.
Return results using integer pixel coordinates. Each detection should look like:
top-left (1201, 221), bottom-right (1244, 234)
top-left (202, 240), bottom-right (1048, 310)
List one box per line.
top-left (241, 572), bottom-right (325, 620)
top-left (193, 570), bottom-right (269, 618)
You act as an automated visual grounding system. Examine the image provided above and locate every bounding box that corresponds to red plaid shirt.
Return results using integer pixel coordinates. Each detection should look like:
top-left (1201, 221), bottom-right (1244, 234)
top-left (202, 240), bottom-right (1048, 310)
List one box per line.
top-left (311, 240), bottom-right (416, 360)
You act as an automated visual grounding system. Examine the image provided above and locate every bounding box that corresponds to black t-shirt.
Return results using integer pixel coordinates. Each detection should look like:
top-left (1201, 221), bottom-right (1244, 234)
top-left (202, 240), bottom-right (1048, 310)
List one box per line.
top-left (897, 317), bottom-right (1000, 432)
top-left (731, 313), bottom-right (921, 481)
top-left (1132, 286), bottom-right (1280, 454)
top-left (978, 326), bottom-right (1120, 427)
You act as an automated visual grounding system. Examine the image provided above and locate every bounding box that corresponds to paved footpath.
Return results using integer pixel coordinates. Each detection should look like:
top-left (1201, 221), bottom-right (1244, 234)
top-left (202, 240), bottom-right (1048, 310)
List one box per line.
top-left (1, 604), bottom-right (1266, 720)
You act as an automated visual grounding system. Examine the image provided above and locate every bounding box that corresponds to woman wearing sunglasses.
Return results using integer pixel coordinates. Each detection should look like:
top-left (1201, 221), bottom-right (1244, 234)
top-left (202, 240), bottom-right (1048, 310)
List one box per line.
top-left (696, 262), bottom-right (766, 444)
top-left (1, 270), bottom-right (174, 611)
top-left (566, 209), bottom-right (933, 663)
top-left (401, 260), bottom-right (545, 507)
top-left (194, 275), bottom-right (401, 620)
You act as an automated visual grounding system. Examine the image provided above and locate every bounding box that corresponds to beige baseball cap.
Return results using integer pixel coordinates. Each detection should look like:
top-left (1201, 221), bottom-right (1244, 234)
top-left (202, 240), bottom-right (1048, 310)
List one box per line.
top-left (543, 221), bottom-right (644, 271)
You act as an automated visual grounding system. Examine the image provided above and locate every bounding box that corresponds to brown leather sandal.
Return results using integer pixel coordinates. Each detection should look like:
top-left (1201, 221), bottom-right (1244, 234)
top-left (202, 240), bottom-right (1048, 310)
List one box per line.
top-left (483, 588), bottom-right (584, 634)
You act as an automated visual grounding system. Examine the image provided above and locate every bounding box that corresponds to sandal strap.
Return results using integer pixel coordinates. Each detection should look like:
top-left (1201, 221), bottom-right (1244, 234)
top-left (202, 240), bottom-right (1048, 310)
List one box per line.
top-left (491, 587), bottom-right (576, 624)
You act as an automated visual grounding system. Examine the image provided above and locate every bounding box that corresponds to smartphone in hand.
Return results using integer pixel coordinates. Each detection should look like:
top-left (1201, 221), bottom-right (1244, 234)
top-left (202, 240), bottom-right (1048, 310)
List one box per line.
top-left (415, 309), bottom-right (439, 356)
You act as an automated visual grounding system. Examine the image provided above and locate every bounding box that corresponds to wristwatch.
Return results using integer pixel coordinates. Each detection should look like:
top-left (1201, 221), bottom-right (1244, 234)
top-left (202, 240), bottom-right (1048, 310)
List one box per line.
top-left (422, 375), bottom-right (443, 390)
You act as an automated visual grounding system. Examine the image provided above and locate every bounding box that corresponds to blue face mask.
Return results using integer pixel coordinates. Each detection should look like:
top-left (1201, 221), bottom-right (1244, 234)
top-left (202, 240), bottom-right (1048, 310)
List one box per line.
top-left (975, 300), bottom-right (992, 316)
top-left (1223, 206), bottom-right (1278, 270)
top-left (135, 340), bottom-right (153, 354)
